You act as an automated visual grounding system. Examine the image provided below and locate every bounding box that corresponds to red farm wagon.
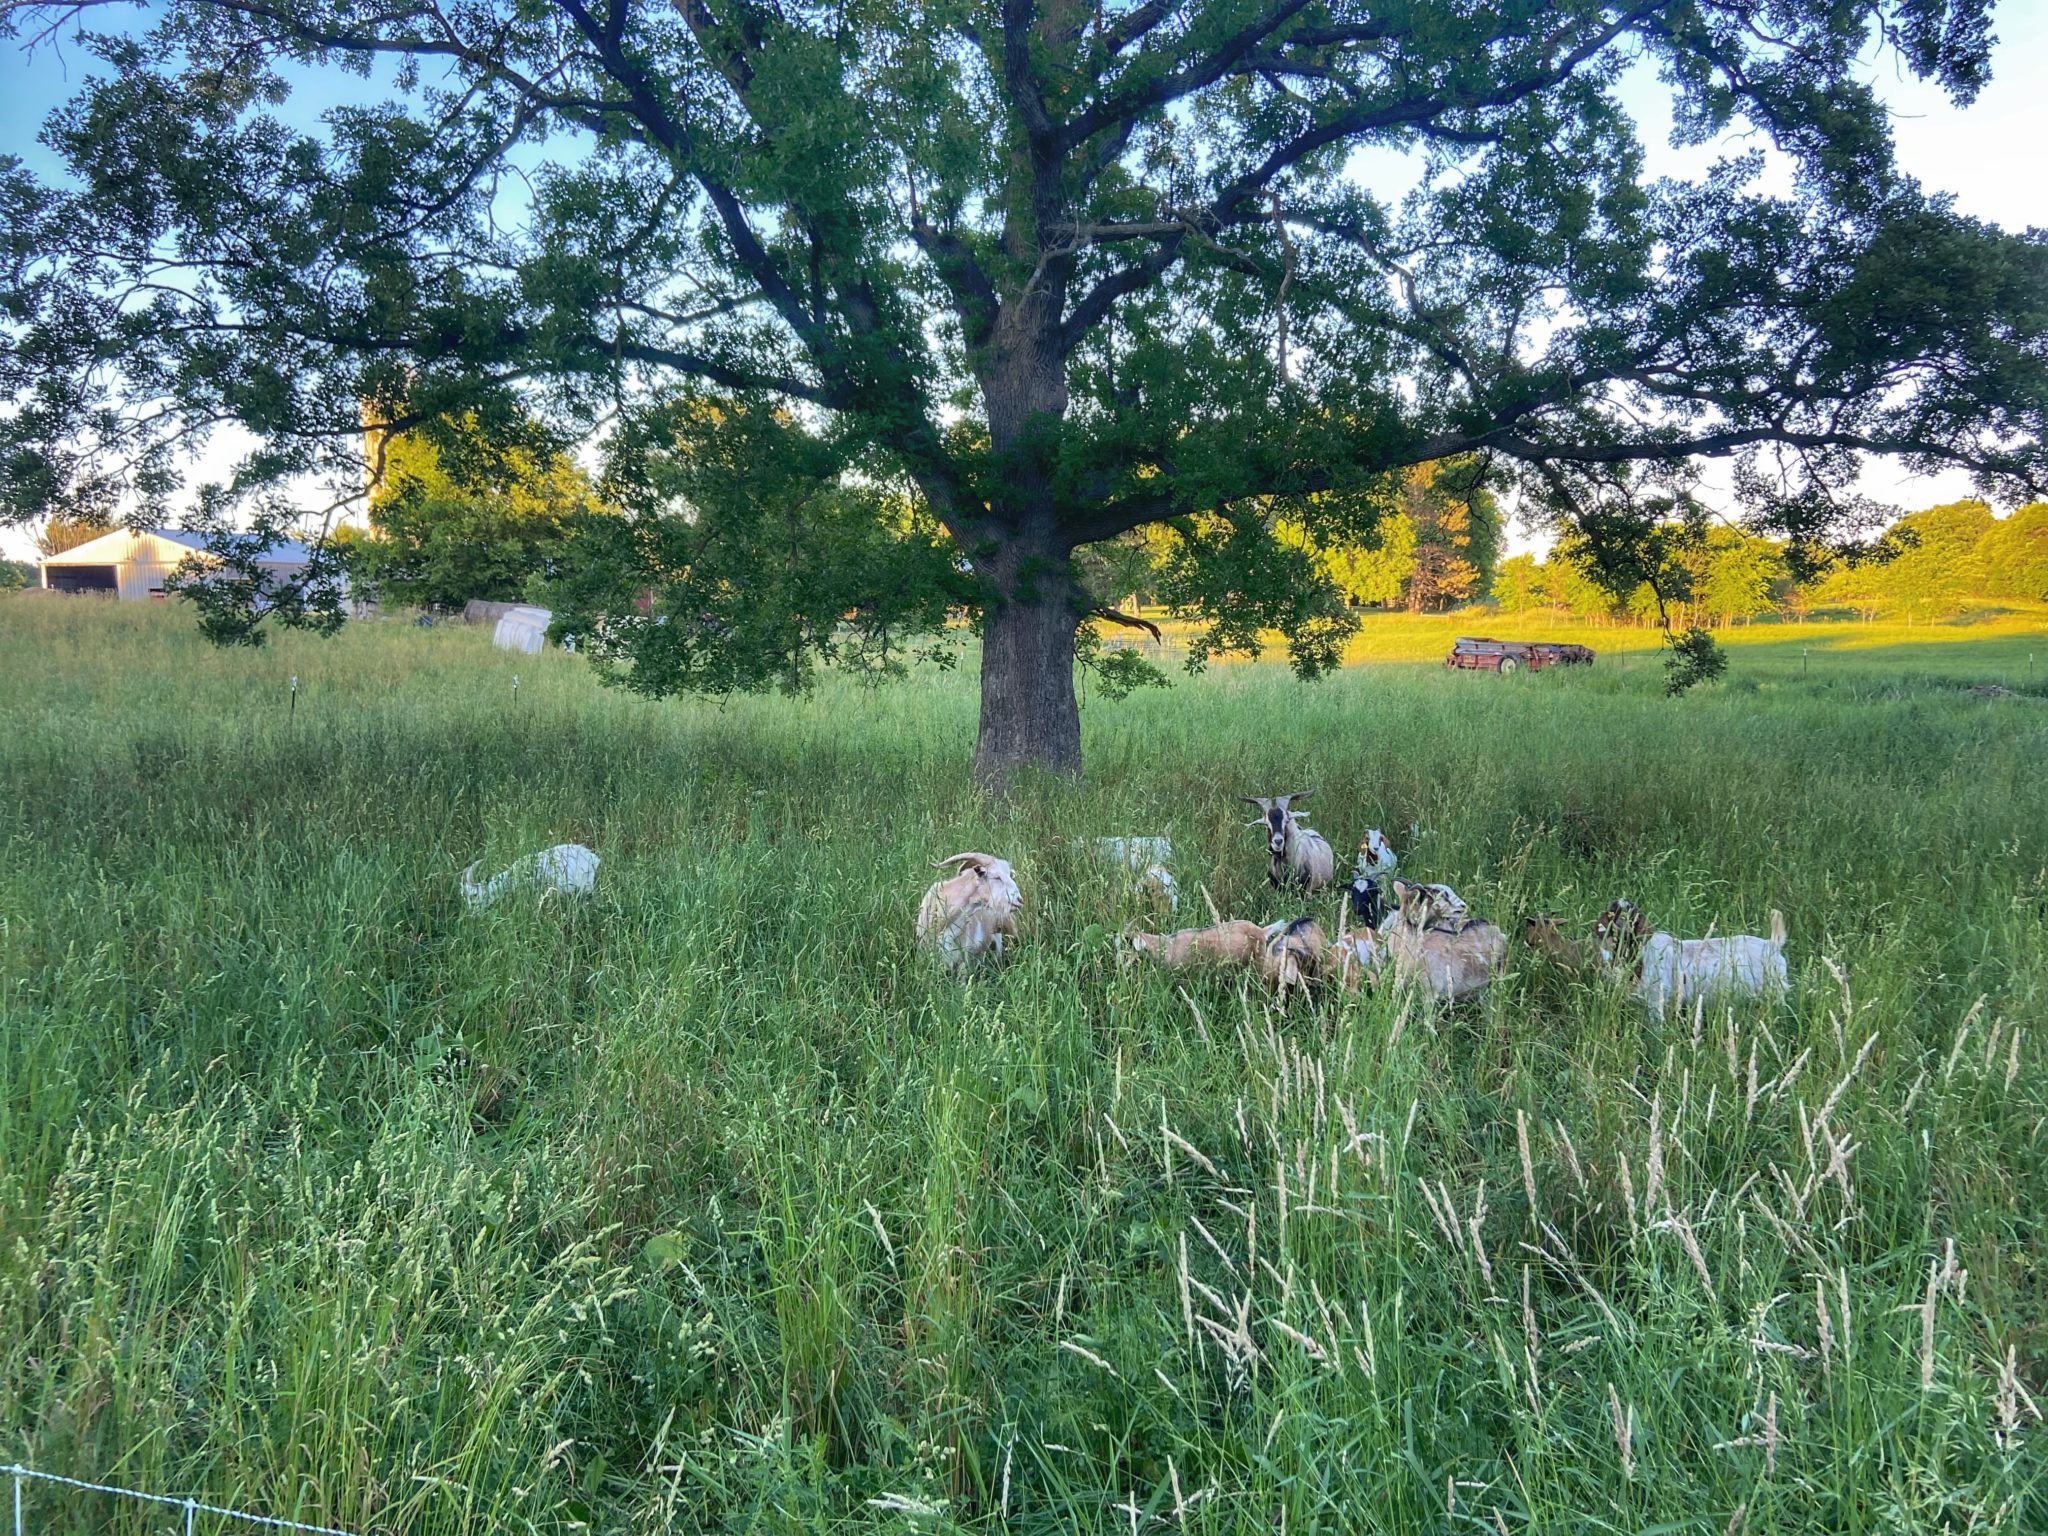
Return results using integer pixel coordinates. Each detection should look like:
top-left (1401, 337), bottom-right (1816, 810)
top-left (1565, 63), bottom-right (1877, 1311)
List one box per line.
top-left (1444, 636), bottom-right (1596, 675)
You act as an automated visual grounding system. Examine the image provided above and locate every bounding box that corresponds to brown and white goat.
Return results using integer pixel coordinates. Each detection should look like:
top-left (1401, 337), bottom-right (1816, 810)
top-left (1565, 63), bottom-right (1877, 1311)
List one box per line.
top-left (1378, 883), bottom-right (1508, 1003)
top-left (1241, 790), bottom-right (1336, 893)
top-left (1124, 919), bottom-right (1268, 970)
top-left (1518, 913), bottom-right (1589, 974)
top-left (916, 853), bottom-right (1022, 974)
top-left (1260, 916), bottom-right (1331, 1000)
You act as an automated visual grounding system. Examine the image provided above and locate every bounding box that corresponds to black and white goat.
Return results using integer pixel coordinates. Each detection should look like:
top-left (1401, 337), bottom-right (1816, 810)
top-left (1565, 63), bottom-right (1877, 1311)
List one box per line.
top-left (1241, 790), bottom-right (1335, 893)
top-left (1347, 829), bottom-right (1469, 929)
top-left (1347, 828), bottom-right (1399, 927)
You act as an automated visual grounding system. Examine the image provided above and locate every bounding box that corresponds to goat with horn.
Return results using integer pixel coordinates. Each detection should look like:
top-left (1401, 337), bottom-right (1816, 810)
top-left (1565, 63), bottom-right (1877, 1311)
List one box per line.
top-left (1241, 790), bottom-right (1335, 894)
top-left (916, 852), bottom-right (1023, 975)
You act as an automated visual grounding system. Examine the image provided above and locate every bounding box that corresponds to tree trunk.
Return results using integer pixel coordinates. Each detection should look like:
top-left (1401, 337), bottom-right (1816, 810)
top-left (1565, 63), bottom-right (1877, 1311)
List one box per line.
top-left (973, 533), bottom-right (1082, 786)
top-left (967, 296), bottom-right (1083, 784)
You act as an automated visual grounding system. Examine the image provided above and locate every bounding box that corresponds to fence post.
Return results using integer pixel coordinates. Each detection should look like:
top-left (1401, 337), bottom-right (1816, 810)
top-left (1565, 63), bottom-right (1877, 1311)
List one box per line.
top-left (13, 1464), bottom-right (23, 1536)
top-left (186, 1494), bottom-right (197, 1536)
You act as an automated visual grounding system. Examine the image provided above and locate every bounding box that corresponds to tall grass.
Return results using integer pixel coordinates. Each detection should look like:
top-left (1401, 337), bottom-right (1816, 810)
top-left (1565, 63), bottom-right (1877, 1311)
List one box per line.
top-left (1, 595), bottom-right (2044, 1533)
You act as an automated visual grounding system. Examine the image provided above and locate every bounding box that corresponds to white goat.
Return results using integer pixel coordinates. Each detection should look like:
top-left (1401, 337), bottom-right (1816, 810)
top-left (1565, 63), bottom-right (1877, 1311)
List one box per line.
top-left (1092, 835), bottom-right (1178, 912)
top-left (1596, 900), bottom-right (1789, 1018)
top-left (1241, 790), bottom-right (1335, 893)
top-left (916, 853), bottom-right (1023, 974)
top-left (461, 843), bottom-right (600, 909)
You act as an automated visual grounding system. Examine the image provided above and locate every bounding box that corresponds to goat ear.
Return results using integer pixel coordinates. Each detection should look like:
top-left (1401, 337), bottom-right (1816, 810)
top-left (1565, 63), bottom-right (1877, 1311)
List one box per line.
top-left (1281, 788), bottom-right (1316, 805)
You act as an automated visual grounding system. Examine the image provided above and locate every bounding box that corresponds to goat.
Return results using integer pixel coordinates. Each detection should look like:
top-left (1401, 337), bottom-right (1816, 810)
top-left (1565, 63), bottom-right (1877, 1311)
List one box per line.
top-left (916, 853), bottom-right (1023, 974)
top-left (1596, 899), bottom-right (1789, 1018)
top-left (1347, 876), bottom-right (1390, 931)
top-left (1390, 876), bottom-right (1470, 927)
top-left (1260, 916), bottom-right (1331, 1000)
top-left (1327, 925), bottom-right (1386, 992)
top-left (462, 843), bottom-right (600, 909)
top-left (1357, 828), bottom-right (1399, 878)
top-left (1241, 790), bottom-right (1335, 893)
top-left (1377, 883), bottom-right (1507, 1003)
top-left (1092, 835), bottom-right (1178, 912)
top-left (1124, 919), bottom-right (1268, 970)
top-left (1519, 912), bottom-right (1589, 974)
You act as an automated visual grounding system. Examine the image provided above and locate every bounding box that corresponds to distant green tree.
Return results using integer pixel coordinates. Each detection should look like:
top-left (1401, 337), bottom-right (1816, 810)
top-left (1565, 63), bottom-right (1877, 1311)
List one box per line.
top-left (1320, 510), bottom-right (1416, 608)
top-left (1977, 502), bottom-right (2048, 602)
top-left (1279, 459), bottom-right (1491, 611)
top-left (1694, 526), bottom-right (1790, 625)
top-left (1818, 499), bottom-right (1995, 618)
top-left (1535, 553), bottom-right (1617, 620)
top-left (1491, 553), bottom-right (1542, 615)
top-left (351, 418), bottom-right (597, 610)
top-left (0, 557), bottom-right (33, 589)
top-left (1889, 500), bottom-right (1995, 615)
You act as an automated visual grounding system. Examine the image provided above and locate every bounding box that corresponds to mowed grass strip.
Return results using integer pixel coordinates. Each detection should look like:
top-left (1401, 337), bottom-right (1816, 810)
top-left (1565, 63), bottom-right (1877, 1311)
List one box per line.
top-left (1, 595), bottom-right (2044, 1534)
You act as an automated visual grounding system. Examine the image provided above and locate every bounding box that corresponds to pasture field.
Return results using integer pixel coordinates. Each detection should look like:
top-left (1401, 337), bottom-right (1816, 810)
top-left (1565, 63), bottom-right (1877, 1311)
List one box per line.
top-left (2, 595), bottom-right (2046, 1534)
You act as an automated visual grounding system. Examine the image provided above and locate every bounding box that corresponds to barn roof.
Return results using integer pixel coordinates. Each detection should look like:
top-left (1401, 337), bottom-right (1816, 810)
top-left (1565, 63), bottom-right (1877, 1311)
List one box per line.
top-left (41, 527), bottom-right (315, 566)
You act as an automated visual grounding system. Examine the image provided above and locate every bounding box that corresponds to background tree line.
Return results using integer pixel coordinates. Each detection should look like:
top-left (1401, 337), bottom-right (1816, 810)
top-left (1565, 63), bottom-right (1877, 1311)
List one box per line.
top-left (1492, 500), bottom-right (2048, 628)
top-left (1083, 489), bottom-right (2048, 630)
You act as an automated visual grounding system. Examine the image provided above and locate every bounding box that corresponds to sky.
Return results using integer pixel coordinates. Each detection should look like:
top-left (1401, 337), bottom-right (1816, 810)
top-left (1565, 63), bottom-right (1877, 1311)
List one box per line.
top-left (3, 2), bottom-right (2046, 564)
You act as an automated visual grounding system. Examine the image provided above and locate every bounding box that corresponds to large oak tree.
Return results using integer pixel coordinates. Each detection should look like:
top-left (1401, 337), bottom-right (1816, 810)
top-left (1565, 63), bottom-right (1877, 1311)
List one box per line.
top-left (2, 0), bottom-right (2044, 780)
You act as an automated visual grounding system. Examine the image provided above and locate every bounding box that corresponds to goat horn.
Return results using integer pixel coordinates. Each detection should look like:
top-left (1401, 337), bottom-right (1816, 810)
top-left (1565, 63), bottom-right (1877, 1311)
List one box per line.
top-left (1238, 795), bottom-right (1271, 810)
top-left (1277, 788), bottom-right (1316, 805)
top-left (931, 852), bottom-right (986, 870)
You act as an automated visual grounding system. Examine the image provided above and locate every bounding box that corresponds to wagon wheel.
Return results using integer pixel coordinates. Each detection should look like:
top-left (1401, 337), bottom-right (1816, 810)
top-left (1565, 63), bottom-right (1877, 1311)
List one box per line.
top-left (1497, 656), bottom-right (1520, 676)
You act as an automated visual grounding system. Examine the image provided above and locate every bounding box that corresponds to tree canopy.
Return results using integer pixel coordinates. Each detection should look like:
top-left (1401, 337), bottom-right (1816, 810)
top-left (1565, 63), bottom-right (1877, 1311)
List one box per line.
top-left (345, 413), bottom-right (600, 611)
top-left (1811, 498), bottom-right (2045, 616)
top-left (2, 0), bottom-right (2043, 777)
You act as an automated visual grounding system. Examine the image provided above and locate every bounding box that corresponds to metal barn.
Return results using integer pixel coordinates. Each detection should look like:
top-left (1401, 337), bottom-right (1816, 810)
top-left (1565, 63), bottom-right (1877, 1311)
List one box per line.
top-left (39, 528), bottom-right (314, 601)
